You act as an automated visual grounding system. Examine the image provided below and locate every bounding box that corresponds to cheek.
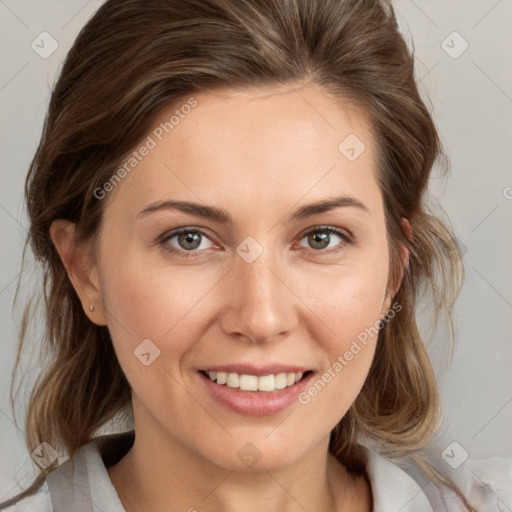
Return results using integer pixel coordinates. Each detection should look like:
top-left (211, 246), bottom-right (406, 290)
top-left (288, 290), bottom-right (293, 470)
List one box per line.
top-left (301, 250), bottom-right (390, 401)
top-left (308, 253), bottom-right (390, 347)
top-left (295, 288), bottom-right (385, 433)
top-left (98, 252), bottom-right (223, 368)
top-left (97, 261), bottom-right (222, 419)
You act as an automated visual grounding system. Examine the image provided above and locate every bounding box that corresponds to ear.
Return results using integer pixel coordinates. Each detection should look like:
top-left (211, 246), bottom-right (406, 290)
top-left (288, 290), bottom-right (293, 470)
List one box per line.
top-left (381, 217), bottom-right (412, 314)
top-left (49, 219), bottom-right (107, 326)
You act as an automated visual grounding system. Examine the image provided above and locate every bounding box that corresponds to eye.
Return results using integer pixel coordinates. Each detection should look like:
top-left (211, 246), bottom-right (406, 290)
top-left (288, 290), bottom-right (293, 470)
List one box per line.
top-left (159, 225), bottom-right (353, 259)
top-left (160, 227), bottom-right (216, 257)
top-left (296, 226), bottom-right (352, 253)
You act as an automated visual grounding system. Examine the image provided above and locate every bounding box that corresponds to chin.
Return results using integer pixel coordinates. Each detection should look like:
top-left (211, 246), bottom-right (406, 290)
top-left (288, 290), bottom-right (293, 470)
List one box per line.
top-left (197, 434), bottom-right (318, 473)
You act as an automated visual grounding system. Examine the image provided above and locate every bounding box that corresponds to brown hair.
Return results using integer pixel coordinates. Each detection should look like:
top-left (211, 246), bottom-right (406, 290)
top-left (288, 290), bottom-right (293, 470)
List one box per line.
top-left (1, 0), bottom-right (473, 509)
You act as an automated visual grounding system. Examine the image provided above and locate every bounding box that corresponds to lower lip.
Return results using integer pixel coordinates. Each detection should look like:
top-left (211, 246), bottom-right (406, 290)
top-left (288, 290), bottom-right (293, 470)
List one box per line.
top-left (198, 371), bottom-right (313, 416)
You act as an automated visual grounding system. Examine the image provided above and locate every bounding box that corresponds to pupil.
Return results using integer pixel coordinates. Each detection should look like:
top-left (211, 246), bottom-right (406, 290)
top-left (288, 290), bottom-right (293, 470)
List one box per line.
top-left (179, 232), bottom-right (201, 250)
top-left (309, 232), bottom-right (329, 249)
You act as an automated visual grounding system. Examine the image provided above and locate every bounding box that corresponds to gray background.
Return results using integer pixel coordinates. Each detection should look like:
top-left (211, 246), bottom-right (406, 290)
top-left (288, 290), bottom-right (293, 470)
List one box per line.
top-left (1, 0), bottom-right (511, 500)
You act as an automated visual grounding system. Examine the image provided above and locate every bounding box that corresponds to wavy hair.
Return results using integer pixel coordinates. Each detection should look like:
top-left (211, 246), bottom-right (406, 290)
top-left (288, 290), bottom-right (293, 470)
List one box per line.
top-left (1, 0), bottom-right (472, 509)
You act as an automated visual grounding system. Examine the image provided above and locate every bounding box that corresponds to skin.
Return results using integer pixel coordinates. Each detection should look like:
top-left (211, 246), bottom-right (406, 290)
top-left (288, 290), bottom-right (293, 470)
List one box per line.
top-left (50, 83), bottom-right (410, 512)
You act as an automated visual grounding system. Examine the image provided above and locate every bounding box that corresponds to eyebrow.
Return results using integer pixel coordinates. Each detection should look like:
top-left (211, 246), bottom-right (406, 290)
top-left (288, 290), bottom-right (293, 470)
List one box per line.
top-left (137, 195), bottom-right (369, 224)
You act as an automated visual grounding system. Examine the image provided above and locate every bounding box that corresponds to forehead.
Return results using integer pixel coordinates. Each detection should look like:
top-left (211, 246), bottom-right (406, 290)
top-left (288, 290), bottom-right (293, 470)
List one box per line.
top-left (165, 84), bottom-right (374, 164)
top-left (103, 84), bottom-right (380, 216)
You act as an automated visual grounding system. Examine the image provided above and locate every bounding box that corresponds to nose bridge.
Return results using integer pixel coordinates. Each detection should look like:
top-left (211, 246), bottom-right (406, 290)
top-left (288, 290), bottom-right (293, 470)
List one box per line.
top-left (220, 245), bottom-right (297, 343)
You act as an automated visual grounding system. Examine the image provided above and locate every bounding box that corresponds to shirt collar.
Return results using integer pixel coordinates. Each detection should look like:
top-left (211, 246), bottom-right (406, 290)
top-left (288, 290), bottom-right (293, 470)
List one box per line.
top-left (357, 444), bottom-right (434, 511)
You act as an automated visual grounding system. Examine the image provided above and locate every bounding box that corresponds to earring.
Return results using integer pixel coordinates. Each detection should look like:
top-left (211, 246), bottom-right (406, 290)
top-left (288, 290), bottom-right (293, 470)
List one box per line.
top-left (89, 304), bottom-right (95, 312)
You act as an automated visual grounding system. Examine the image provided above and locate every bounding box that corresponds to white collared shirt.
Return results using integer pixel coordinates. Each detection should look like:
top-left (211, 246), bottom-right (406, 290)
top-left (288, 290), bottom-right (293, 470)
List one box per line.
top-left (4, 430), bottom-right (512, 511)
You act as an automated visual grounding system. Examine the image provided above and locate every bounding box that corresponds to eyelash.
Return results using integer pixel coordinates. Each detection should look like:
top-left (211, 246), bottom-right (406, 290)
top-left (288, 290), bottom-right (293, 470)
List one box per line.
top-left (159, 226), bottom-right (354, 259)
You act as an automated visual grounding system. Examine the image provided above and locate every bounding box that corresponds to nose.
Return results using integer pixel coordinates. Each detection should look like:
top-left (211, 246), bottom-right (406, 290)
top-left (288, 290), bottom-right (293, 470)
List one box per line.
top-left (218, 251), bottom-right (299, 344)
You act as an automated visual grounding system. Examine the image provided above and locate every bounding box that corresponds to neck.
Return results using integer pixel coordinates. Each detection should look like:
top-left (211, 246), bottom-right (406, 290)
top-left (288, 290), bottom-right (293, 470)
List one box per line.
top-left (106, 400), bottom-right (371, 512)
top-left (106, 433), bottom-right (365, 512)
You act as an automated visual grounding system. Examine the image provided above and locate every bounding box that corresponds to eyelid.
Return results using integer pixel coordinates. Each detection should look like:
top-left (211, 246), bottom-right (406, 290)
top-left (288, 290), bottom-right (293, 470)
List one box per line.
top-left (298, 225), bottom-right (353, 243)
top-left (294, 225), bottom-right (353, 254)
top-left (159, 226), bottom-right (214, 243)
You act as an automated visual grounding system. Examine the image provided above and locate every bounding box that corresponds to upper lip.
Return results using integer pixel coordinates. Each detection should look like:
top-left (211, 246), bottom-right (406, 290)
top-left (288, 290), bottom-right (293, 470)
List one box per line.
top-left (200, 364), bottom-right (312, 376)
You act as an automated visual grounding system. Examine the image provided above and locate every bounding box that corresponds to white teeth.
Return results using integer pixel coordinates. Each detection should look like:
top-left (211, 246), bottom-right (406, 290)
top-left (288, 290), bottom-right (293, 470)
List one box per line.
top-left (258, 374), bottom-right (275, 392)
top-left (226, 373), bottom-right (239, 388)
top-left (274, 372), bottom-right (287, 390)
top-left (205, 370), bottom-right (307, 392)
top-left (239, 374), bottom-right (258, 391)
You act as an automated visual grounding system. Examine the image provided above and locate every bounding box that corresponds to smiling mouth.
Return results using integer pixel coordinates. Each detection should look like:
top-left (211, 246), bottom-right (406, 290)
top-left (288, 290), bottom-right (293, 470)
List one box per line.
top-left (199, 370), bottom-right (313, 392)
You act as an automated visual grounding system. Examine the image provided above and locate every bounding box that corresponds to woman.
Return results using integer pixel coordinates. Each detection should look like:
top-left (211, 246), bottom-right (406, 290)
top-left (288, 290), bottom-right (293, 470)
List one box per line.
top-left (1, 0), bottom-right (510, 511)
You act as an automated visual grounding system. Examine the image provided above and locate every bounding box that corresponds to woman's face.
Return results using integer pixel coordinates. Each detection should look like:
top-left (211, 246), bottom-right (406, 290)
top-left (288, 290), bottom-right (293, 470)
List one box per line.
top-left (88, 84), bottom-right (400, 471)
